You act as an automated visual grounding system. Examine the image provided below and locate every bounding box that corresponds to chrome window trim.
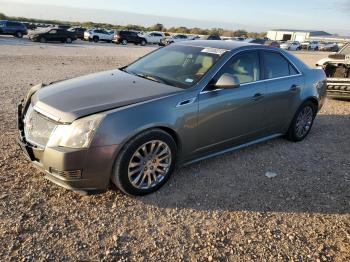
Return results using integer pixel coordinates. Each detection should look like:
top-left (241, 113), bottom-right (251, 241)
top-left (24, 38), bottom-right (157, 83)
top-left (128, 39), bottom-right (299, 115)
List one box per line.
top-left (199, 47), bottom-right (303, 94)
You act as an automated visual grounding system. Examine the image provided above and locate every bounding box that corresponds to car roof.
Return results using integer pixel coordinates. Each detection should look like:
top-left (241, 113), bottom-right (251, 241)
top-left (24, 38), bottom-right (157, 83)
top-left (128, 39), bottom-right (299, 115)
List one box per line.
top-left (175, 40), bottom-right (257, 50)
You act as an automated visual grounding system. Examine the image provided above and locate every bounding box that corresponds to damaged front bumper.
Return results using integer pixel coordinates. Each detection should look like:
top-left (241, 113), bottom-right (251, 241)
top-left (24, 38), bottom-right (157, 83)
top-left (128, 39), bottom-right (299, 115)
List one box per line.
top-left (16, 90), bottom-right (118, 194)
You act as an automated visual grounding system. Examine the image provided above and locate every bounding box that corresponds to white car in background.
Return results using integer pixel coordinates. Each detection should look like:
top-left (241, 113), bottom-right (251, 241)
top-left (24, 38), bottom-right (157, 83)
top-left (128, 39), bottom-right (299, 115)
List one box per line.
top-left (139, 32), bottom-right (165, 44)
top-left (301, 41), bottom-right (320, 50)
top-left (160, 34), bottom-right (189, 45)
top-left (84, 29), bottom-right (114, 43)
top-left (280, 41), bottom-right (301, 51)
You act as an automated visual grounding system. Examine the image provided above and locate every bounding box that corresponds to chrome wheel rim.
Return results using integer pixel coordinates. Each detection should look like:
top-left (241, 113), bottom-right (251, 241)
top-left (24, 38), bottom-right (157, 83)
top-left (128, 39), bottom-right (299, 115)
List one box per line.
top-left (295, 106), bottom-right (313, 137)
top-left (128, 140), bottom-right (172, 190)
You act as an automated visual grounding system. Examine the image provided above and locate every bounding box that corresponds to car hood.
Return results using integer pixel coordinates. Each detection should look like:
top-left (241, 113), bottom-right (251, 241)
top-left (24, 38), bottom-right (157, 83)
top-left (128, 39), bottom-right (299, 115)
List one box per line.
top-left (31, 69), bottom-right (182, 123)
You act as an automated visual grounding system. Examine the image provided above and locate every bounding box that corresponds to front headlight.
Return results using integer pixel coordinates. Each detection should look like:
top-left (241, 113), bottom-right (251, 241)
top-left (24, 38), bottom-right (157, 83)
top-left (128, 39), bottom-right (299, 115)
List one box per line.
top-left (48, 114), bottom-right (104, 149)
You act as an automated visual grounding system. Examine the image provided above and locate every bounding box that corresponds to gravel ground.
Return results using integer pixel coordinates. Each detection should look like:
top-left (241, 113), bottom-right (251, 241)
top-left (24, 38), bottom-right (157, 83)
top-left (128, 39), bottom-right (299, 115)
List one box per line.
top-left (0, 36), bottom-right (349, 261)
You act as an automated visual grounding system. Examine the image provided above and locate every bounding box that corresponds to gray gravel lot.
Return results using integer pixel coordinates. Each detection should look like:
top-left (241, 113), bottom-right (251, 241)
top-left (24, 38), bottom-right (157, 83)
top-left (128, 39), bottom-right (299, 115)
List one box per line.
top-left (0, 36), bottom-right (349, 261)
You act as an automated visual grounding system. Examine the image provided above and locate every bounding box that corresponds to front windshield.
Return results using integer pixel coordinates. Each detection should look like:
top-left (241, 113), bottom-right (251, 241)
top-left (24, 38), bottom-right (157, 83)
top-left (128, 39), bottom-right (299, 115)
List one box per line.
top-left (125, 45), bottom-right (227, 88)
top-left (339, 43), bottom-right (350, 55)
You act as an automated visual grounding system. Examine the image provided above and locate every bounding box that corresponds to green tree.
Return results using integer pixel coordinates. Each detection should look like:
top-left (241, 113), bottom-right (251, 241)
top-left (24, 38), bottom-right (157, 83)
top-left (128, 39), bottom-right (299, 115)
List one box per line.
top-left (150, 23), bottom-right (164, 32)
top-left (233, 29), bottom-right (248, 37)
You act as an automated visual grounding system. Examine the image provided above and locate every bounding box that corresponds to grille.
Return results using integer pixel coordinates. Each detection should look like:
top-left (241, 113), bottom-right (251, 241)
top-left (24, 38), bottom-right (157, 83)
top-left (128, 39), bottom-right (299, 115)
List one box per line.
top-left (24, 105), bottom-right (57, 147)
top-left (49, 168), bottom-right (82, 179)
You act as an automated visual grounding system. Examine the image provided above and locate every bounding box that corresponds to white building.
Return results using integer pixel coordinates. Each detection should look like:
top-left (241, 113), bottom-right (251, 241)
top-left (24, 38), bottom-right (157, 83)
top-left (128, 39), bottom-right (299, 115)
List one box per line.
top-left (267, 29), bottom-right (331, 42)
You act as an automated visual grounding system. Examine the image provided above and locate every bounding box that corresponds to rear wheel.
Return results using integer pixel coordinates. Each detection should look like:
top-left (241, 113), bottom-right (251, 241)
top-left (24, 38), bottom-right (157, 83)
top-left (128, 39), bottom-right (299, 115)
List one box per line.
top-left (286, 101), bottom-right (316, 142)
top-left (93, 36), bottom-right (99, 43)
top-left (39, 37), bottom-right (46, 43)
top-left (66, 37), bottom-right (72, 43)
top-left (140, 39), bottom-right (146, 46)
top-left (15, 31), bottom-right (23, 38)
top-left (112, 129), bottom-right (177, 196)
top-left (121, 39), bottom-right (128, 45)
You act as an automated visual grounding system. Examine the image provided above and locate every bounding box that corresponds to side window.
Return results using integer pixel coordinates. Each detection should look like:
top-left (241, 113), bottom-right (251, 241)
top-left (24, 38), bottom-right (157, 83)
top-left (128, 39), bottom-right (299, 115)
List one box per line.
top-left (49, 30), bottom-right (57, 34)
top-left (7, 21), bottom-right (16, 27)
top-left (215, 51), bottom-right (260, 84)
top-left (262, 51), bottom-right (299, 79)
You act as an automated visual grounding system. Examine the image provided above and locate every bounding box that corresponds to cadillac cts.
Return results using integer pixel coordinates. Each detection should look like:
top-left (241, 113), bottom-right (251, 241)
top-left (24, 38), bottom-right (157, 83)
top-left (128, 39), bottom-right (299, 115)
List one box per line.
top-left (17, 41), bottom-right (327, 195)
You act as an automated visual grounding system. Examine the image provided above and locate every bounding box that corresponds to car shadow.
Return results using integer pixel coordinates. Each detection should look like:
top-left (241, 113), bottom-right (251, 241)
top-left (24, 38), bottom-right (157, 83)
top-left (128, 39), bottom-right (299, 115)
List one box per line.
top-left (140, 114), bottom-right (350, 214)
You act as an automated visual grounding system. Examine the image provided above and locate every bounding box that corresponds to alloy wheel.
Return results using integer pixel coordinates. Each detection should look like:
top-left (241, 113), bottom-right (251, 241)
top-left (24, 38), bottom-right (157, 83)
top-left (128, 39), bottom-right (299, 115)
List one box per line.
top-left (295, 106), bottom-right (313, 138)
top-left (128, 140), bottom-right (172, 190)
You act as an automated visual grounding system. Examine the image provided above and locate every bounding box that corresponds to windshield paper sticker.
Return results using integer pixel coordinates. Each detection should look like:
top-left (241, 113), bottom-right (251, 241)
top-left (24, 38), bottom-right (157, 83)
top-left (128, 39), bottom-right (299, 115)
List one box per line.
top-left (201, 48), bottom-right (228, 56)
top-left (185, 78), bottom-right (194, 83)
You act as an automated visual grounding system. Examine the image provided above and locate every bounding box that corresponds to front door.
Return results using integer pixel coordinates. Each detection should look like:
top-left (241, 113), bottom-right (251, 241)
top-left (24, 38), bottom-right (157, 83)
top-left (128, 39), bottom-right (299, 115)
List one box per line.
top-left (196, 51), bottom-right (267, 153)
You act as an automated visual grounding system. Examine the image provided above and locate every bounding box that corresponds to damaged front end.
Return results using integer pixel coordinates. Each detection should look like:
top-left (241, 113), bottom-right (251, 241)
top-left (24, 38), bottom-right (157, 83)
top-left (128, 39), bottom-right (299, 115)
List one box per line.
top-left (321, 53), bottom-right (350, 99)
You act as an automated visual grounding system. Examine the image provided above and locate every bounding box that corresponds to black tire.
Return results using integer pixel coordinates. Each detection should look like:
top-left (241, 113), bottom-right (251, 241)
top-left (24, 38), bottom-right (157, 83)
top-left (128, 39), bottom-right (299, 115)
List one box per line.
top-left (15, 31), bottom-right (23, 38)
top-left (112, 129), bottom-right (177, 196)
top-left (285, 101), bottom-right (317, 142)
top-left (107, 40), bottom-right (112, 43)
top-left (93, 36), bottom-right (99, 43)
top-left (121, 39), bottom-right (128, 45)
top-left (39, 37), bottom-right (46, 43)
top-left (140, 39), bottom-right (146, 46)
top-left (66, 37), bottom-right (72, 43)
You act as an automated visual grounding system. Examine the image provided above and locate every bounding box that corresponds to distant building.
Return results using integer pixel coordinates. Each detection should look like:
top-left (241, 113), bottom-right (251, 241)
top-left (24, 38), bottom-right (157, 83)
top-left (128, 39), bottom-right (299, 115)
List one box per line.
top-left (267, 29), bottom-right (331, 42)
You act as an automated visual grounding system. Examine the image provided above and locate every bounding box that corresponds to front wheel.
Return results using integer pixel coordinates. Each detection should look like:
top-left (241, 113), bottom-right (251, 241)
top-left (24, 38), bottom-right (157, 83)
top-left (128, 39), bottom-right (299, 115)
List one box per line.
top-left (285, 101), bottom-right (316, 142)
top-left (121, 39), bottom-right (128, 45)
top-left (39, 37), bottom-right (46, 43)
top-left (140, 40), bottom-right (146, 46)
top-left (93, 36), bottom-right (99, 43)
top-left (112, 129), bottom-right (177, 196)
top-left (66, 37), bottom-right (72, 43)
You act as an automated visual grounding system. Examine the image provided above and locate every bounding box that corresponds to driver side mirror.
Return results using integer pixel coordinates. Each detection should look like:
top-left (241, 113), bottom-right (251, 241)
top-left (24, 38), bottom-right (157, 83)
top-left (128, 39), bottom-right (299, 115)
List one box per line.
top-left (214, 73), bottom-right (240, 89)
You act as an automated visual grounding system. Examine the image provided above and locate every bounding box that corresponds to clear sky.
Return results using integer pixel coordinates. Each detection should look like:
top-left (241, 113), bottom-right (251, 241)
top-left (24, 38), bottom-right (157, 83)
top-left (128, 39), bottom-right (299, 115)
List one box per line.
top-left (1, 0), bottom-right (350, 34)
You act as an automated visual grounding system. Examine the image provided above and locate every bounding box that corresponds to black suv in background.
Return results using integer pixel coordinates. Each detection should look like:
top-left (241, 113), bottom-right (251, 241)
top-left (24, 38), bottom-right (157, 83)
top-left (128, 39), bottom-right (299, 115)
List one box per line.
top-left (113, 30), bottom-right (147, 45)
top-left (0, 20), bottom-right (28, 38)
top-left (68, 27), bottom-right (86, 39)
top-left (29, 28), bottom-right (77, 43)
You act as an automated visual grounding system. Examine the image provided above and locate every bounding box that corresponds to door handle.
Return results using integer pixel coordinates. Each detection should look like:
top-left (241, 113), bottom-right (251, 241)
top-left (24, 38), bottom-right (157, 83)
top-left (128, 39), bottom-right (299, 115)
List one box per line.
top-left (252, 93), bottom-right (264, 101)
top-left (290, 84), bottom-right (300, 91)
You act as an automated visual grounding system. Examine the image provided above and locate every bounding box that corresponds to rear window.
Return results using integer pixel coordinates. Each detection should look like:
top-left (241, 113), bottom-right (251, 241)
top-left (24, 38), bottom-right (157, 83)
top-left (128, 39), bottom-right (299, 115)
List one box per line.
top-left (262, 51), bottom-right (299, 79)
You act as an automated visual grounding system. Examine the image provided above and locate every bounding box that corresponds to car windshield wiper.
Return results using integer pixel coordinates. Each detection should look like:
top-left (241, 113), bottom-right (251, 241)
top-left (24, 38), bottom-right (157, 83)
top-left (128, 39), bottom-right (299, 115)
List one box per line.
top-left (121, 68), bottom-right (176, 87)
top-left (133, 72), bottom-right (172, 85)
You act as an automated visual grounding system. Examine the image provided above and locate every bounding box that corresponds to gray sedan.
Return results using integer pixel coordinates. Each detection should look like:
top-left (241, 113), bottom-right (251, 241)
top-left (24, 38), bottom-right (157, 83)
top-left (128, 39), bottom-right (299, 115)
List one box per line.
top-left (17, 41), bottom-right (327, 195)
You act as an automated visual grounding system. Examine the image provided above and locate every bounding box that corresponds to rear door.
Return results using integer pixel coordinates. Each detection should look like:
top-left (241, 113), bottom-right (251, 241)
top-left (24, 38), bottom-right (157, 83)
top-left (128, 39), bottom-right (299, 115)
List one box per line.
top-left (5, 21), bottom-right (16, 34)
top-left (260, 50), bottom-right (304, 132)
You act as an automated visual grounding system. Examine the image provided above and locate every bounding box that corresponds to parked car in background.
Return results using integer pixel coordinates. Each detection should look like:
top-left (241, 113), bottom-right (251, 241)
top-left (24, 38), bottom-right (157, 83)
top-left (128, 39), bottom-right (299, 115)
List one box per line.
top-left (159, 34), bottom-right (189, 46)
top-left (319, 42), bottom-right (339, 52)
top-left (113, 30), bottom-right (147, 45)
top-left (301, 41), bottom-right (320, 50)
top-left (264, 40), bottom-right (280, 48)
top-left (29, 28), bottom-right (77, 43)
top-left (17, 41), bottom-right (327, 196)
top-left (316, 42), bottom-right (350, 98)
top-left (22, 22), bottom-right (37, 30)
top-left (198, 34), bottom-right (221, 40)
top-left (84, 29), bottom-right (113, 42)
top-left (0, 20), bottom-right (28, 38)
top-left (248, 38), bottom-right (266, 45)
top-left (139, 32), bottom-right (165, 44)
top-left (68, 27), bottom-right (86, 39)
top-left (280, 41), bottom-right (301, 51)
